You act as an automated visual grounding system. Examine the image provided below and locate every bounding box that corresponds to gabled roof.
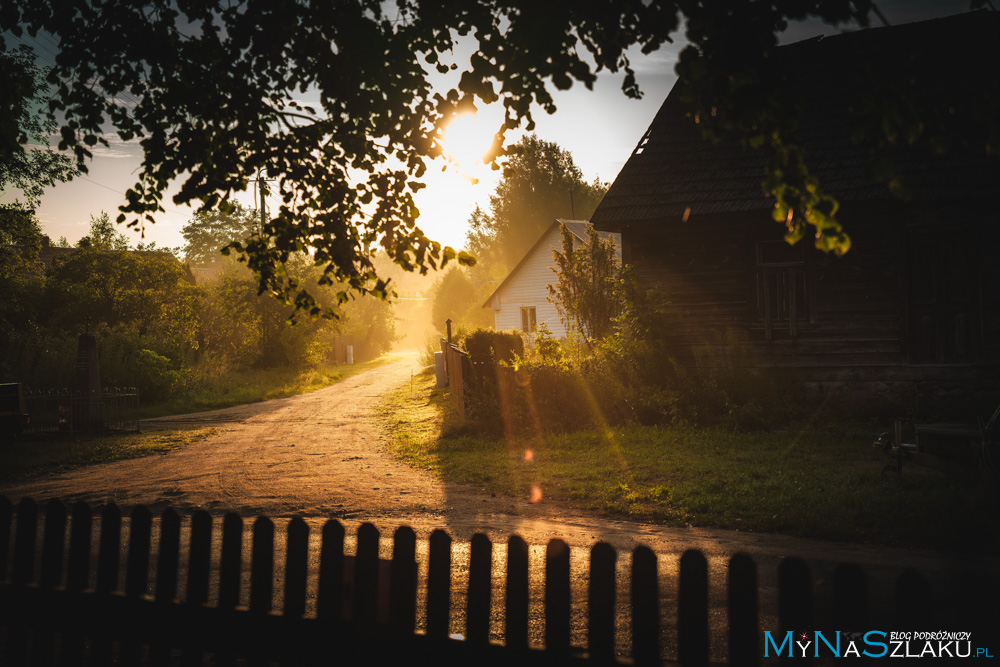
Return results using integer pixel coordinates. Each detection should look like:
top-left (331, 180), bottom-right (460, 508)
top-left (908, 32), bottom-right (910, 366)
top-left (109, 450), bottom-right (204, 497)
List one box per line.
top-left (482, 219), bottom-right (621, 309)
top-left (592, 11), bottom-right (1000, 231)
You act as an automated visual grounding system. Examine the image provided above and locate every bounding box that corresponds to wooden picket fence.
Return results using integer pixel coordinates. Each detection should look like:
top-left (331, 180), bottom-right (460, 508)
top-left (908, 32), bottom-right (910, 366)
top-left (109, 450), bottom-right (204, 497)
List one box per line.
top-left (0, 495), bottom-right (948, 666)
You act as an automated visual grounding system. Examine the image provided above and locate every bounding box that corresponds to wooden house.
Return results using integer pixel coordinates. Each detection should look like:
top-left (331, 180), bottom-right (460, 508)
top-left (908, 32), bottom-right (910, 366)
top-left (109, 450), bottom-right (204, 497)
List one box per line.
top-left (483, 220), bottom-right (620, 339)
top-left (590, 12), bottom-right (1000, 409)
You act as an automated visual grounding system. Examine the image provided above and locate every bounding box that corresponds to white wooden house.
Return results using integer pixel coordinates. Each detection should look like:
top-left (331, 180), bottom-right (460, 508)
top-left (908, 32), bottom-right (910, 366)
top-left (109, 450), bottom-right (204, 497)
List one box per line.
top-left (482, 220), bottom-right (621, 339)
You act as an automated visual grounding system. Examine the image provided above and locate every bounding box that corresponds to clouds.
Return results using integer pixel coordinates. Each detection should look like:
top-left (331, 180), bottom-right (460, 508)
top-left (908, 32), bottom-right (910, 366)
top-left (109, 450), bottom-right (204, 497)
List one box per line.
top-left (87, 133), bottom-right (142, 160)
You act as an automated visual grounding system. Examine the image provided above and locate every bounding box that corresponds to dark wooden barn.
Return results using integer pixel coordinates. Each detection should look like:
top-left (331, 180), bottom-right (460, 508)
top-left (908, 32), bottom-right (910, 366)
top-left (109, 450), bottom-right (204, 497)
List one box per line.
top-left (591, 12), bottom-right (1000, 413)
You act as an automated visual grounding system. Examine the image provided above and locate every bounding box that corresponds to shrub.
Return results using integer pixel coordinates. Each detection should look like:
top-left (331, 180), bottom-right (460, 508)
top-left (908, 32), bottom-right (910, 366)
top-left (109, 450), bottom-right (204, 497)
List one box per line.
top-left (133, 349), bottom-right (185, 400)
top-left (460, 328), bottom-right (524, 362)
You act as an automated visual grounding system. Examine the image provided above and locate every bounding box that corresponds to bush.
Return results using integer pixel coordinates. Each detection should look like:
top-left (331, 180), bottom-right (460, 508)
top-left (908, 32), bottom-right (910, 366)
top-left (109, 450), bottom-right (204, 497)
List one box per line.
top-left (133, 349), bottom-right (185, 400)
top-left (460, 328), bottom-right (524, 362)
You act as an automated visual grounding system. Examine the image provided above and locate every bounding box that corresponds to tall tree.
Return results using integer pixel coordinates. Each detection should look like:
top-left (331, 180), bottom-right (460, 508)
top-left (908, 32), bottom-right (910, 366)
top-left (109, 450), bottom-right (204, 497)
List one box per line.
top-left (0, 46), bottom-right (77, 210)
top-left (466, 135), bottom-right (607, 269)
top-left (4, 2), bottom-right (994, 311)
top-left (547, 223), bottom-right (620, 342)
top-left (181, 203), bottom-right (260, 266)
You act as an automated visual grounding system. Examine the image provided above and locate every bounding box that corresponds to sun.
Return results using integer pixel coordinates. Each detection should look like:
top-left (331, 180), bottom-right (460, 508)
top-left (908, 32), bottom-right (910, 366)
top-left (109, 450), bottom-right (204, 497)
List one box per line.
top-left (441, 111), bottom-right (498, 170)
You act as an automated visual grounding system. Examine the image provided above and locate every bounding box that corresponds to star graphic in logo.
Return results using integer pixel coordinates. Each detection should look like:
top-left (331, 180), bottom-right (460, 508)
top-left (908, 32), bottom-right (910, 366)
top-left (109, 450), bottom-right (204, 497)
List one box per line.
top-left (799, 632), bottom-right (810, 641)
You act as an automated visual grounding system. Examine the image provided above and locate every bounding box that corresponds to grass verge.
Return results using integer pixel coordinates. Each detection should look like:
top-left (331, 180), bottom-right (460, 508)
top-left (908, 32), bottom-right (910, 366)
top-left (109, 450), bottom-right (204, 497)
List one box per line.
top-left (379, 369), bottom-right (999, 550)
top-left (0, 428), bottom-right (216, 484)
top-left (140, 355), bottom-right (398, 418)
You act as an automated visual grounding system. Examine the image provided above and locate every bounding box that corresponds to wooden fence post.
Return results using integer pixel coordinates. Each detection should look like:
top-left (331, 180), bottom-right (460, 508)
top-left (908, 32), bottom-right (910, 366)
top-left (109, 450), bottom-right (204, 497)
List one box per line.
top-left (833, 563), bottom-right (868, 630)
top-left (728, 553), bottom-right (758, 667)
top-left (0, 495), bottom-right (11, 582)
top-left (466, 532), bottom-right (493, 646)
top-left (426, 528), bottom-right (452, 640)
top-left (285, 517), bottom-right (309, 618)
top-left (678, 549), bottom-right (708, 667)
top-left (34, 499), bottom-right (69, 666)
top-left (7, 498), bottom-right (37, 665)
top-left (126, 505), bottom-right (152, 596)
top-left (40, 499), bottom-right (67, 589)
top-left (187, 510), bottom-right (212, 607)
top-left (506, 535), bottom-right (529, 650)
top-left (12, 497), bottom-right (37, 586)
top-left (632, 545), bottom-right (660, 666)
top-left (151, 508), bottom-right (180, 667)
top-left (545, 538), bottom-right (571, 654)
top-left (777, 557), bottom-right (811, 667)
top-left (96, 502), bottom-right (122, 593)
top-left (217, 513), bottom-right (244, 667)
top-left (251, 516), bottom-right (275, 614)
top-left (588, 541), bottom-right (616, 661)
top-left (895, 568), bottom-right (931, 627)
top-left (61, 501), bottom-right (94, 666)
top-left (353, 523), bottom-right (380, 627)
top-left (219, 513), bottom-right (243, 609)
top-left (122, 505), bottom-right (153, 665)
top-left (389, 526), bottom-right (417, 635)
top-left (93, 502), bottom-right (122, 667)
top-left (317, 519), bottom-right (345, 620)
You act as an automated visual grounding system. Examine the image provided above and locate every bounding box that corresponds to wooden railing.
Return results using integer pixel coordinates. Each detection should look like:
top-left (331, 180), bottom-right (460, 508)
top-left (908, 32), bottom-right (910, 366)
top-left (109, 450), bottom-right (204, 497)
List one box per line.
top-left (0, 496), bottom-right (968, 666)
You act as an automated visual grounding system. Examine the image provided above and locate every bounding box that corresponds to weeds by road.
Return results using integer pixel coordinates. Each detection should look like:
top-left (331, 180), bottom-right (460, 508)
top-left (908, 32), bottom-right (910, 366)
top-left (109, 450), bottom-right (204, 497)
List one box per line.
top-left (0, 428), bottom-right (216, 483)
top-left (140, 355), bottom-right (396, 418)
top-left (381, 369), bottom-right (999, 550)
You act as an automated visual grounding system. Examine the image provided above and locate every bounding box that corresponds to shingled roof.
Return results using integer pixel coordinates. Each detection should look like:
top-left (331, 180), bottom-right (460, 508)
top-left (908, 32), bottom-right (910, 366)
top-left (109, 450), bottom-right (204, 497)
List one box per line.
top-left (591, 11), bottom-right (1000, 231)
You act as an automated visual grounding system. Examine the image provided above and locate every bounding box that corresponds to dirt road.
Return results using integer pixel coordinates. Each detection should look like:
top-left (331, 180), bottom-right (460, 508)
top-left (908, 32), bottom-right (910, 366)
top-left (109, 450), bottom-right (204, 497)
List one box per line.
top-left (3, 352), bottom-right (994, 568)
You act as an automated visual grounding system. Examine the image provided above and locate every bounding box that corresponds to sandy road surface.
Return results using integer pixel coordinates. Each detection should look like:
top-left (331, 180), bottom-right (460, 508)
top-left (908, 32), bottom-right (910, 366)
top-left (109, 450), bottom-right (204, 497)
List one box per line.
top-left (3, 350), bottom-right (996, 567)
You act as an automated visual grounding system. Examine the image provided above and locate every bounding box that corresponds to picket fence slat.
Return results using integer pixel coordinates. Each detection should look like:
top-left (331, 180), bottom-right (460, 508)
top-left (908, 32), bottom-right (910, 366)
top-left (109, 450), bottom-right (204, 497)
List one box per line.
top-left (631, 545), bottom-right (659, 666)
top-left (588, 541), bottom-right (616, 661)
top-left (426, 528), bottom-right (451, 639)
top-left (545, 538), bottom-right (571, 653)
top-left (285, 517), bottom-right (309, 618)
top-left (251, 516), bottom-right (274, 614)
top-left (219, 513), bottom-right (243, 609)
top-left (389, 525), bottom-right (417, 635)
top-left (316, 519), bottom-right (344, 619)
top-left (466, 531), bottom-right (492, 645)
top-left (40, 500), bottom-right (66, 590)
top-left (353, 522), bottom-right (379, 626)
top-left (833, 563), bottom-right (868, 630)
top-left (0, 495), bottom-right (986, 667)
top-left (12, 497), bottom-right (36, 586)
top-left (188, 509), bottom-right (212, 606)
top-left (728, 553), bottom-right (758, 667)
top-left (506, 534), bottom-right (530, 650)
top-left (0, 495), bottom-right (11, 583)
top-left (678, 549), bottom-right (709, 667)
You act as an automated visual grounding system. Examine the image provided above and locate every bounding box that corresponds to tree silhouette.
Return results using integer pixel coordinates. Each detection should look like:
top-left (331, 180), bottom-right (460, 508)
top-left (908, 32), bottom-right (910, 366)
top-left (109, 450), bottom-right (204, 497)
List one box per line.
top-left (3, 2), bottom-right (993, 313)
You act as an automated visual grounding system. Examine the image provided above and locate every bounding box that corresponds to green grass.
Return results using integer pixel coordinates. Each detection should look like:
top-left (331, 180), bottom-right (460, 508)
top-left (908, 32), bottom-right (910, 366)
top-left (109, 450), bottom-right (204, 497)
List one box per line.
top-left (379, 370), bottom-right (1000, 550)
top-left (0, 428), bottom-right (216, 483)
top-left (140, 355), bottom-right (398, 418)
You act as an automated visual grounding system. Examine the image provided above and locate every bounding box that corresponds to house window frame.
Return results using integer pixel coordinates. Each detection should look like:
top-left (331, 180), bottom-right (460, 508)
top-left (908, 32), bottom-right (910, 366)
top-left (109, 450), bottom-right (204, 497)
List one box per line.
top-left (753, 240), bottom-right (812, 341)
top-left (520, 306), bottom-right (537, 333)
top-left (905, 232), bottom-right (981, 364)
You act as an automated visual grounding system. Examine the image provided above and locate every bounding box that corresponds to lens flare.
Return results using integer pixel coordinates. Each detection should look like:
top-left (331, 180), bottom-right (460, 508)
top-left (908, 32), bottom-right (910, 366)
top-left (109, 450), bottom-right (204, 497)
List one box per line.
top-left (529, 485), bottom-right (543, 503)
top-left (523, 449), bottom-right (534, 462)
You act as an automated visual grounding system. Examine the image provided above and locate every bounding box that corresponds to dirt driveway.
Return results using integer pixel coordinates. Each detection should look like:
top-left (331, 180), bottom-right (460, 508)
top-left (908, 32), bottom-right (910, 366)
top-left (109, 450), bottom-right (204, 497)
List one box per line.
top-left (3, 351), bottom-right (992, 567)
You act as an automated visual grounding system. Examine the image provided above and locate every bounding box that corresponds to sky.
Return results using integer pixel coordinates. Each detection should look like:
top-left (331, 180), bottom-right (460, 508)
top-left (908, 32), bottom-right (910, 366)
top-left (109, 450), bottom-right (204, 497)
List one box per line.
top-left (8, 0), bottom-right (977, 252)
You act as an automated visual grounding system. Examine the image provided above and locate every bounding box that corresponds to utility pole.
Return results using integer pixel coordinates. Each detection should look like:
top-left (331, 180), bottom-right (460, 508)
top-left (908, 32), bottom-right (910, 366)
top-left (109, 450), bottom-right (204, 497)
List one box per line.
top-left (250, 169), bottom-right (275, 237)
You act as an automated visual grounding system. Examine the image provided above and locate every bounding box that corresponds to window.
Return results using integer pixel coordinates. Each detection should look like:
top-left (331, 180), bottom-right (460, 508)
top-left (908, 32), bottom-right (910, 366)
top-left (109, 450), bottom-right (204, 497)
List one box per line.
top-left (520, 306), bottom-right (537, 333)
top-left (754, 240), bottom-right (809, 340)
top-left (907, 235), bottom-right (980, 363)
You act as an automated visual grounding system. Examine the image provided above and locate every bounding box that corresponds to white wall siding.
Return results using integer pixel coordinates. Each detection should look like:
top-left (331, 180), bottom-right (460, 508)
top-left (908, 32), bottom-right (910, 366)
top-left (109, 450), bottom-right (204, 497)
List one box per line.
top-left (489, 226), bottom-right (570, 339)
